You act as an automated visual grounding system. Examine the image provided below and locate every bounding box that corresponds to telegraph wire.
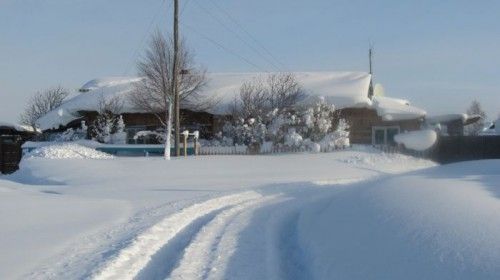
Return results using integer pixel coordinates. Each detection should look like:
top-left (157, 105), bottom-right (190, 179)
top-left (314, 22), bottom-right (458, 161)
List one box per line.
top-left (206, 0), bottom-right (289, 71)
top-left (191, 0), bottom-right (282, 72)
top-left (182, 23), bottom-right (270, 73)
top-left (122, 0), bottom-right (172, 76)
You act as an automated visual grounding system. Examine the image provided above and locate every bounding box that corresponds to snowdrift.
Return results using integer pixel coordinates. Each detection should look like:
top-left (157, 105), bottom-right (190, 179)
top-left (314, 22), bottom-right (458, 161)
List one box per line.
top-left (394, 129), bottom-right (437, 151)
top-left (24, 143), bottom-right (113, 159)
top-left (298, 160), bottom-right (500, 279)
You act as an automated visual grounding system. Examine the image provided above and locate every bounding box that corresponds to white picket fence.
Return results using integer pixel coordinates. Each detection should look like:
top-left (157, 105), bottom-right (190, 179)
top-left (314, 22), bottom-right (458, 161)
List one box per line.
top-left (199, 145), bottom-right (248, 155)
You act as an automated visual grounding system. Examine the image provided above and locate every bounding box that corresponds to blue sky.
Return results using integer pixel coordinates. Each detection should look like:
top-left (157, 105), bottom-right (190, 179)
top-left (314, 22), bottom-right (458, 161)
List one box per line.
top-left (1, 0), bottom-right (499, 123)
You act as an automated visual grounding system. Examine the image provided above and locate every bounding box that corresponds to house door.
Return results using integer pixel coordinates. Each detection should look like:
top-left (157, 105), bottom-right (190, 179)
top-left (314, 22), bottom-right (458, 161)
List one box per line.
top-left (372, 126), bottom-right (400, 146)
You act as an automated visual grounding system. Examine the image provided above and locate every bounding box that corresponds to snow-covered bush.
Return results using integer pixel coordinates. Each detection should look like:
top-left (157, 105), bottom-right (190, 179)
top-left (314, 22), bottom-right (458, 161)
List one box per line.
top-left (219, 96), bottom-right (350, 152)
top-left (284, 128), bottom-right (303, 148)
top-left (296, 97), bottom-right (337, 142)
top-left (91, 114), bottom-right (128, 144)
top-left (319, 118), bottom-right (350, 149)
top-left (133, 130), bottom-right (170, 144)
top-left (91, 116), bottom-right (113, 143)
top-left (90, 95), bottom-right (124, 144)
top-left (221, 117), bottom-right (267, 146)
top-left (55, 121), bottom-right (88, 142)
top-left (111, 115), bottom-right (127, 144)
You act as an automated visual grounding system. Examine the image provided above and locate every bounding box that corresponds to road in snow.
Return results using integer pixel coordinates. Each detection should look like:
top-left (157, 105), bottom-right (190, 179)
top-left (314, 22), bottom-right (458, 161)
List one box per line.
top-left (7, 146), bottom-right (500, 279)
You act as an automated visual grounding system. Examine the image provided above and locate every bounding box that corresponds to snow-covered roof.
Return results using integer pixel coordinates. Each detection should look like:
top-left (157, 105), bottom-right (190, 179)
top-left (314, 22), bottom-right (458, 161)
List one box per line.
top-left (426, 114), bottom-right (481, 125)
top-left (372, 96), bottom-right (426, 121)
top-left (207, 72), bottom-right (372, 114)
top-left (38, 77), bottom-right (145, 130)
top-left (37, 72), bottom-right (425, 130)
top-left (0, 122), bottom-right (39, 133)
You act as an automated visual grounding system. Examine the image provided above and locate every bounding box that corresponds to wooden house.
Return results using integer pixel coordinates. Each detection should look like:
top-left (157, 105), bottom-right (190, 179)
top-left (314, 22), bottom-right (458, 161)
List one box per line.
top-left (37, 72), bottom-right (427, 146)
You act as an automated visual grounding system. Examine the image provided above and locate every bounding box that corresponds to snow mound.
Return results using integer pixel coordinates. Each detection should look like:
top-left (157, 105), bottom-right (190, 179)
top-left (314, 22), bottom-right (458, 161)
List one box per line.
top-left (298, 160), bottom-right (500, 279)
top-left (25, 143), bottom-right (113, 159)
top-left (394, 129), bottom-right (437, 151)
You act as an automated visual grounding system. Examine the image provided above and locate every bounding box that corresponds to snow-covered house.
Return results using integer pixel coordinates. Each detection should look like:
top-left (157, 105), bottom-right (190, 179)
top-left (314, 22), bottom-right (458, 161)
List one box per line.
top-left (37, 72), bottom-right (427, 145)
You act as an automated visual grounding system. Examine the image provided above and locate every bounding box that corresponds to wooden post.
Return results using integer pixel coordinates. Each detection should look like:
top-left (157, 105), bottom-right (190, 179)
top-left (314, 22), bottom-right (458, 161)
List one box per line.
top-left (183, 134), bottom-right (188, 156)
top-left (193, 137), bottom-right (198, 156)
top-left (173, 0), bottom-right (181, 157)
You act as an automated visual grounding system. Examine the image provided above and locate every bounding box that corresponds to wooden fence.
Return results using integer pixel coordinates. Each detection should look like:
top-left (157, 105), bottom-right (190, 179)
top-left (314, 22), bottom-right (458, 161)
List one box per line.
top-left (377, 135), bottom-right (500, 164)
top-left (0, 136), bottom-right (22, 174)
top-left (430, 136), bottom-right (500, 164)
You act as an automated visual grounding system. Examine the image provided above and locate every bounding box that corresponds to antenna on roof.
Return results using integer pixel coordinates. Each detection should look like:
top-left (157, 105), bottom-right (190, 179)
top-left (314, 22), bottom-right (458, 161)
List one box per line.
top-left (368, 42), bottom-right (374, 99)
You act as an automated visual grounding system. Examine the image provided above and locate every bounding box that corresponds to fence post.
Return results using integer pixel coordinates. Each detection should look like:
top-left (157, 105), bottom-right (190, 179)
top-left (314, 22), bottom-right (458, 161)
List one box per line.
top-left (0, 138), bottom-right (3, 174)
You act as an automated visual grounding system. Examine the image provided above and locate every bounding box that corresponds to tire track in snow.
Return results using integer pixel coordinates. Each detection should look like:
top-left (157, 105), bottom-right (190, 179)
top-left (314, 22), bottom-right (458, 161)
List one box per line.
top-left (167, 195), bottom-right (281, 280)
top-left (207, 189), bottom-right (328, 279)
top-left (92, 191), bottom-right (263, 280)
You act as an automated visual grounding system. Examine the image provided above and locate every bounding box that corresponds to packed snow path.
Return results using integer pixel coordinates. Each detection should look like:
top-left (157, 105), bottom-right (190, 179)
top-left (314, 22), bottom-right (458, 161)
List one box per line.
top-left (90, 184), bottom-right (340, 279)
top-left (91, 183), bottom-right (342, 280)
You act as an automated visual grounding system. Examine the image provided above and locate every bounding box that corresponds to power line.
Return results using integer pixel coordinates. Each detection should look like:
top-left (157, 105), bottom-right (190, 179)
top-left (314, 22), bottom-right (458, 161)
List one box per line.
top-left (191, 0), bottom-right (282, 72)
top-left (122, 0), bottom-right (172, 76)
top-left (182, 23), bottom-right (269, 73)
top-left (206, 0), bottom-right (289, 71)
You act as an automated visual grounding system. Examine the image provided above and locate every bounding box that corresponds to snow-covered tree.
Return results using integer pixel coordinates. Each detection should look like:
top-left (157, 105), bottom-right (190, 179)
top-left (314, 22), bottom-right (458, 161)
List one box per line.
top-left (465, 100), bottom-right (486, 135)
top-left (90, 95), bottom-right (123, 144)
top-left (116, 115), bottom-right (125, 134)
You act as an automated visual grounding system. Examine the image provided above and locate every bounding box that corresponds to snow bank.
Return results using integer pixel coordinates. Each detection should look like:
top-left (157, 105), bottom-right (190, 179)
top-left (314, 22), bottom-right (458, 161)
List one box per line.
top-left (394, 129), bottom-right (437, 151)
top-left (24, 143), bottom-right (113, 159)
top-left (298, 160), bottom-right (500, 279)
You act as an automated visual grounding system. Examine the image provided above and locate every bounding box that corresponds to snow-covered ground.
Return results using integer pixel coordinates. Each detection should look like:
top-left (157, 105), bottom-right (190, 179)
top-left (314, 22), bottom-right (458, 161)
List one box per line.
top-left (1, 145), bottom-right (498, 279)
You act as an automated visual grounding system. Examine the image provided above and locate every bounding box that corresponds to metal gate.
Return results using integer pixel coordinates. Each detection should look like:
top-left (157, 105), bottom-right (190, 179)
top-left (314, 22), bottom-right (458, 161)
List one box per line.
top-left (0, 136), bottom-right (22, 174)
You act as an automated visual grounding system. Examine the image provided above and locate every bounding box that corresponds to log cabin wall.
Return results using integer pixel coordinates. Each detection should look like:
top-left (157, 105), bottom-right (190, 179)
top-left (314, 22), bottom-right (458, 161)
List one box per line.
top-left (338, 108), bottom-right (422, 144)
top-left (63, 107), bottom-right (422, 144)
top-left (80, 110), bottom-right (215, 139)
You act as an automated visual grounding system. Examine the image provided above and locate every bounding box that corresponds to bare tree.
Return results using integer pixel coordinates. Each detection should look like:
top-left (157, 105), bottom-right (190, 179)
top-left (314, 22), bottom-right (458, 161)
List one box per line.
top-left (20, 86), bottom-right (69, 131)
top-left (129, 31), bottom-right (207, 159)
top-left (465, 100), bottom-right (486, 135)
top-left (230, 73), bottom-right (305, 120)
top-left (267, 73), bottom-right (304, 110)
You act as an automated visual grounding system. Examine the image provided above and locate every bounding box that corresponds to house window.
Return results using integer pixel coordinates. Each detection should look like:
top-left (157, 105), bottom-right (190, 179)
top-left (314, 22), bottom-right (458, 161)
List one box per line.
top-left (372, 126), bottom-right (400, 146)
top-left (374, 129), bottom-right (385, 145)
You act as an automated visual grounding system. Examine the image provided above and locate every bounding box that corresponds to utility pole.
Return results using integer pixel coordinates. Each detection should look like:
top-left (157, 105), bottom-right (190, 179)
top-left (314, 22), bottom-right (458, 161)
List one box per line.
top-left (172, 0), bottom-right (180, 156)
top-left (368, 45), bottom-right (374, 99)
